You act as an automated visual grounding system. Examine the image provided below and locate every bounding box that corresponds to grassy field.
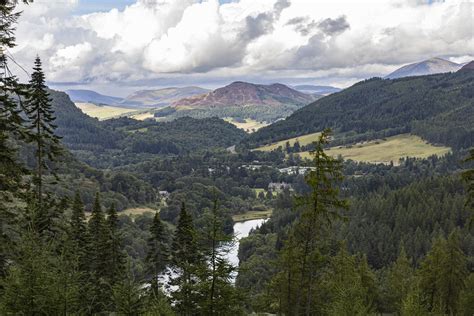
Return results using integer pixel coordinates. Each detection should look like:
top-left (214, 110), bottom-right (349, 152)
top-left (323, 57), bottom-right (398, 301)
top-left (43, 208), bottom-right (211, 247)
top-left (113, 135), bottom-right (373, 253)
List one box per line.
top-left (232, 209), bottom-right (273, 222)
top-left (224, 118), bottom-right (269, 133)
top-left (120, 207), bottom-right (158, 217)
top-left (298, 134), bottom-right (451, 164)
top-left (256, 131), bottom-right (321, 151)
top-left (76, 102), bottom-right (141, 120)
top-left (130, 111), bottom-right (156, 121)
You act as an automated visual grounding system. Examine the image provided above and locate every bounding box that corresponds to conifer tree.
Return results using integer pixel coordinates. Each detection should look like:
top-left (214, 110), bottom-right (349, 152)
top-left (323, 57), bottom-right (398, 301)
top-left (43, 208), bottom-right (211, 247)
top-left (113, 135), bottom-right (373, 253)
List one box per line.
top-left (69, 192), bottom-right (88, 263)
top-left (112, 260), bottom-right (145, 316)
top-left (323, 245), bottom-right (374, 316)
top-left (0, 0), bottom-right (29, 281)
top-left (170, 202), bottom-right (202, 315)
top-left (462, 148), bottom-right (474, 225)
top-left (105, 203), bottom-right (125, 286)
top-left (198, 199), bottom-right (244, 315)
top-left (87, 192), bottom-right (110, 313)
top-left (419, 232), bottom-right (468, 315)
top-left (25, 56), bottom-right (61, 206)
top-left (386, 246), bottom-right (415, 313)
top-left (146, 211), bottom-right (169, 294)
top-left (273, 129), bottom-right (348, 315)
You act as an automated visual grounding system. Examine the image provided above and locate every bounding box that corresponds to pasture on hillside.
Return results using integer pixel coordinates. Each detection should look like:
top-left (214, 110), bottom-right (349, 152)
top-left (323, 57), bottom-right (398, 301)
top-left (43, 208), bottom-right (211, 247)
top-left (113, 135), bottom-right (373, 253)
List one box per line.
top-left (298, 134), bottom-right (451, 164)
top-left (76, 102), bottom-right (142, 120)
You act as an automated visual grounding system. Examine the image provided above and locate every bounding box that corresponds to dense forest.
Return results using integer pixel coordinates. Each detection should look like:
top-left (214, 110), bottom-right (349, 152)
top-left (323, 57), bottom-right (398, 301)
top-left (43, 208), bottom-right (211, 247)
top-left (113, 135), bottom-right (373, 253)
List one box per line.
top-left (1, 1), bottom-right (473, 315)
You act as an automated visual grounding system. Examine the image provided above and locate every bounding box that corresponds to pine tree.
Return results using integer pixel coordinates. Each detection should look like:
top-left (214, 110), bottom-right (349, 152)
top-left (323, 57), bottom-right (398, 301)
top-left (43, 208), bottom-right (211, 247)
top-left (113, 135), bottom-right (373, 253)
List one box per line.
top-left (0, 231), bottom-right (81, 315)
top-left (146, 211), bottom-right (169, 294)
top-left (170, 202), bottom-right (202, 315)
top-left (419, 232), bottom-right (468, 315)
top-left (386, 246), bottom-right (415, 313)
top-left (198, 199), bottom-right (244, 315)
top-left (323, 245), bottom-right (374, 316)
top-left (25, 56), bottom-right (61, 206)
top-left (69, 192), bottom-right (88, 264)
top-left (111, 260), bottom-right (145, 316)
top-left (105, 203), bottom-right (125, 287)
top-left (0, 0), bottom-right (29, 282)
top-left (87, 192), bottom-right (110, 313)
top-left (462, 149), bottom-right (474, 225)
top-left (273, 129), bottom-right (348, 315)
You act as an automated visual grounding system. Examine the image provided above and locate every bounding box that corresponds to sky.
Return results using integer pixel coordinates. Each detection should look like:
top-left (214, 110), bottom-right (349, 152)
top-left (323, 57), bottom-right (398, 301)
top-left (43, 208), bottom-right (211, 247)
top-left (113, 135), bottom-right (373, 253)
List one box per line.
top-left (10, 0), bottom-right (474, 96)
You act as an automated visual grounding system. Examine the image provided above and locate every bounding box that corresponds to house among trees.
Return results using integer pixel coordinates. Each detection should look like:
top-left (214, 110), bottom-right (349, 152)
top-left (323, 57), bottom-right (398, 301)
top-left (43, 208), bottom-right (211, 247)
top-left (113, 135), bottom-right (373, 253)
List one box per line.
top-left (268, 182), bottom-right (293, 192)
top-left (159, 190), bottom-right (170, 200)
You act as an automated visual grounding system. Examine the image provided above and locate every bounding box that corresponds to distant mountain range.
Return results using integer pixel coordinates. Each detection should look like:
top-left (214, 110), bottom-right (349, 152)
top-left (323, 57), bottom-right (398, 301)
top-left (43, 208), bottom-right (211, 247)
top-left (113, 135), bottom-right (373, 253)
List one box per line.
top-left (385, 57), bottom-right (463, 79)
top-left (123, 87), bottom-right (210, 107)
top-left (66, 87), bottom-right (210, 109)
top-left (65, 89), bottom-right (131, 107)
top-left (172, 81), bottom-right (317, 108)
top-left (292, 85), bottom-right (341, 95)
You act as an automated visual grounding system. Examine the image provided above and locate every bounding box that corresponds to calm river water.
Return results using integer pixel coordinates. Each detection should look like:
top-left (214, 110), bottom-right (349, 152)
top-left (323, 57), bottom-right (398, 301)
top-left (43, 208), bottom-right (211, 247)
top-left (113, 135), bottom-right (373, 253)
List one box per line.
top-left (227, 218), bottom-right (268, 267)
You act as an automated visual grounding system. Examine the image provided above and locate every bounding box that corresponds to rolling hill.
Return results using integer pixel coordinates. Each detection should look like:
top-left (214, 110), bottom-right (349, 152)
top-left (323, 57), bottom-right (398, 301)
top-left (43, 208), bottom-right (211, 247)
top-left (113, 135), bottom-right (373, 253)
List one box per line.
top-left (65, 89), bottom-right (133, 107)
top-left (154, 81), bottom-right (319, 123)
top-left (172, 81), bottom-right (316, 108)
top-left (385, 57), bottom-right (462, 79)
top-left (124, 86), bottom-right (210, 107)
top-left (50, 89), bottom-right (247, 160)
top-left (246, 70), bottom-right (474, 150)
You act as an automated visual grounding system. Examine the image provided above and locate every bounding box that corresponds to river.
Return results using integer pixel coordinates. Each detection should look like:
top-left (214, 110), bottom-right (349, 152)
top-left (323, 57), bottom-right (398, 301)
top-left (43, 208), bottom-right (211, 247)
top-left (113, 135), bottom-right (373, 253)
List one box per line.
top-left (227, 218), bottom-right (268, 268)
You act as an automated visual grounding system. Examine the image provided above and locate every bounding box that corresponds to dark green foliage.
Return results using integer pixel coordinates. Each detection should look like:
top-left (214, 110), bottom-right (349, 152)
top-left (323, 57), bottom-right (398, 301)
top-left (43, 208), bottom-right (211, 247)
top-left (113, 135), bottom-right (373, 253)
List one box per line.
top-left (0, 1), bottom-right (28, 279)
top-left (25, 57), bottom-right (62, 204)
top-left (462, 149), bottom-right (474, 225)
top-left (111, 261), bottom-right (145, 316)
top-left (384, 246), bottom-right (415, 313)
top-left (247, 72), bottom-right (474, 150)
top-left (69, 192), bottom-right (88, 263)
top-left (0, 231), bottom-right (81, 315)
top-left (154, 103), bottom-right (307, 123)
top-left (197, 199), bottom-right (245, 315)
top-left (146, 211), bottom-right (169, 293)
top-left (418, 231), bottom-right (468, 315)
top-left (170, 203), bottom-right (203, 315)
top-left (271, 130), bottom-right (349, 315)
top-left (105, 203), bottom-right (126, 285)
top-left (87, 192), bottom-right (110, 312)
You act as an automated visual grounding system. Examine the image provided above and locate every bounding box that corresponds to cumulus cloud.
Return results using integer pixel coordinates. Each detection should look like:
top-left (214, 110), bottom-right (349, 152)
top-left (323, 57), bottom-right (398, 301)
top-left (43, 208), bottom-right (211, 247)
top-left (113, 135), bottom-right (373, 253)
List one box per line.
top-left (317, 16), bottom-right (350, 35)
top-left (10, 0), bottom-right (474, 91)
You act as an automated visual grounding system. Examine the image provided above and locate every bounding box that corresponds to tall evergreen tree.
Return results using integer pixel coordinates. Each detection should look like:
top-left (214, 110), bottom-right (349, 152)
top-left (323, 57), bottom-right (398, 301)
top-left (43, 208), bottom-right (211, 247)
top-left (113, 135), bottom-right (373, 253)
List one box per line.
top-left (87, 192), bottom-right (110, 313)
top-left (146, 211), bottom-right (169, 294)
top-left (419, 232), bottom-right (468, 315)
top-left (462, 148), bottom-right (474, 225)
top-left (386, 246), bottom-right (415, 313)
top-left (273, 129), bottom-right (348, 315)
top-left (111, 260), bottom-right (145, 316)
top-left (198, 199), bottom-right (244, 315)
top-left (171, 202), bottom-right (202, 316)
top-left (0, 0), bottom-right (29, 281)
top-left (105, 203), bottom-right (125, 286)
top-left (25, 56), bottom-right (61, 206)
top-left (69, 191), bottom-right (88, 264)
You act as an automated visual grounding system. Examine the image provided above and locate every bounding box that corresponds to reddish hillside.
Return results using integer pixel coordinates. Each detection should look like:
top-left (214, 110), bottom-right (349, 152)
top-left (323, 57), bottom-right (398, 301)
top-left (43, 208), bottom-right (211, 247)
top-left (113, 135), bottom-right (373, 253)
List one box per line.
top-left (172, 81), bottom-right (316, 108)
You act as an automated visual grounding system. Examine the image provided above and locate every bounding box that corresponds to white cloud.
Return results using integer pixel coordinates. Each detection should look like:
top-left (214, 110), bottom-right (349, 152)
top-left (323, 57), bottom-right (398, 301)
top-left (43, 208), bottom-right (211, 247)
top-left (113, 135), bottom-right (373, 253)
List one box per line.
top-left (10, 0), bottom-right (474, 90)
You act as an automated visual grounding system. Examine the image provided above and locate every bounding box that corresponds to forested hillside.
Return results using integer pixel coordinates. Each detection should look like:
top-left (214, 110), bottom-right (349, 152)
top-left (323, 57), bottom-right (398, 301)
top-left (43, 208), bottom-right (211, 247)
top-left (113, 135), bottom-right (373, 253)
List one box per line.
top-left (50, 90), bottom-right (247, 167)
top-left (246, 70), bottom-right (474, 150)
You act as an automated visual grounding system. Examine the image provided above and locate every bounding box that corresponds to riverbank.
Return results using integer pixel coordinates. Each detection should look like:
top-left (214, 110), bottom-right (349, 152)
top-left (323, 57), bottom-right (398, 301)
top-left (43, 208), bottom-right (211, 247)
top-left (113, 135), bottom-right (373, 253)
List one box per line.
top-left (232, 209), bottom-right (273, 222)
